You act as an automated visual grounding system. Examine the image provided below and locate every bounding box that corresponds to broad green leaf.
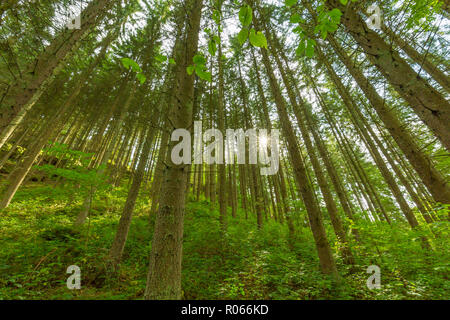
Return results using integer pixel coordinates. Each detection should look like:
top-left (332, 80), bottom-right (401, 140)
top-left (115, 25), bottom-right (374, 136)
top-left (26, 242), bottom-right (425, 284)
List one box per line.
top-left (249, 29), bottom-right (267, 48)
top-left (208, 39), bottom-right (217, 56)
top-left (329, 8), bottom-right (343, 21)
top-left (212, 10), bottom-right (221, 25)
top-left (137, 73), bottom-right (146, 84)
top-left (155, 54), bottom-right (167, 63)
top-left (290, 13), bottom-right (301, 23)
top-left (169, 58), bottom-right (176, 65)
top-left (305, 39), bottom-right (316, 58)
top-left (293, 25), bottom-right (303, 34)
top-left (121, 57), bottom-right (132, 69)
top-left (195, 66), bottom-right (212, 82)
top-left (186, 65), bottom-right (195, 75)
top-left (296, 40), bottom-right (306, 56)
top-left (239, 6), bottom-right (253, 27)
top-left (285, 0), bottom-right (297, 7)
top-left (193, 54), bottom-right (206, 66)
top-left (121, 57), bottom-right (141, 72)
top-left (238, 28), bottom-right (249, 45)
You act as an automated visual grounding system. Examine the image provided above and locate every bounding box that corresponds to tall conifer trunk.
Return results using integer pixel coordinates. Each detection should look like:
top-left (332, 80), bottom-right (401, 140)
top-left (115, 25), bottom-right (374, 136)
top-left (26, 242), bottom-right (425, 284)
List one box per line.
top-left (144, 0), bottom-right (203, 299)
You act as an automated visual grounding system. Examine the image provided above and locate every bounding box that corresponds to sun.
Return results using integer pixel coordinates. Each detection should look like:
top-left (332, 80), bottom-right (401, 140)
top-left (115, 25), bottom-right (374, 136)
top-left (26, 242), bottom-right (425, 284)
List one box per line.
top-left (259, 135), bottom-right (268, 148)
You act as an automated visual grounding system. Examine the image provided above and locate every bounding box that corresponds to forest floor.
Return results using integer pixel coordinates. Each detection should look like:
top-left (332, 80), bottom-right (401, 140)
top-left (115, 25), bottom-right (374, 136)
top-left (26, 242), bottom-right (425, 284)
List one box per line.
top-left (0, 179), bottom-right (448, 300)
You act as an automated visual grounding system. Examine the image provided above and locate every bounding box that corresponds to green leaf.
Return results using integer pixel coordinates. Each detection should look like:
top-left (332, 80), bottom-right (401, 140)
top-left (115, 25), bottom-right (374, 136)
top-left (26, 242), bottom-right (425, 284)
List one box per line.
top-left (121, 57), bottom-right (141, 72)
top-left (169, 58), bottom-right (176, 65)
top-left (212, 10), bottom-right (221, 25)
top-left (208, 39), bottom-right (217, 56)
top-left (237, 28), bottom-right (249, 45)
top-left (155, 54), bottom-right (167, 63)
top-left (296, 40), bottom-right (306, 57)
top-left (329, 8), bottom-right (343, 21)
top-left (290, 13), bottom-right (301, 23)
top-left (239, 5), bottom-right (253, 27)
top-left (137, 73), bottom-right (146, 84)
top-left (249, 29), bottom-right (267, 48)
top-left (121, 57), bottom-right (132, 69)
top-left (340, 0), bottom-right (348, 5)
top-left (285, 0), bottom-right (297, 7)
top-left (186, 65), bottom-right (195, 75)
top-left (315, 8), bottom-right (342, 39)
top-left (293, 25), bottom-right (303, 34)
top-left (305, 39), bottom-right (316, 58)
top-left (193, 54), bottom-right (206, 66)
top-left (195, 66), bottom-right (212, 82)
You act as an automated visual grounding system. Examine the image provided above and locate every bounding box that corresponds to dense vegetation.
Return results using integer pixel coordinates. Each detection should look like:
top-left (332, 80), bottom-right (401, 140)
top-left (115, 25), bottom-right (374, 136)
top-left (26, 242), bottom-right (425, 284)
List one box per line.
top-left (0, 0), bottom-right (449, 300)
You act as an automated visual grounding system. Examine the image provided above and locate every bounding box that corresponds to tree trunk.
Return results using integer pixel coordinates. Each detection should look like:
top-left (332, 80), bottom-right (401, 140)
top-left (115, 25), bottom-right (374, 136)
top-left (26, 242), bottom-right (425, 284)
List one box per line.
top-left (381, 24), bottom-right (449, 92)
top-left (253, 10), bottom-right (337, 275)
top-left (0, 0), bottom-right (120, 149)
top-left (109, 126), bottom-right (155, 268)
top-left (326, 0), bottom-right (450, 151)
top-left (144, 0), bottom-right (203, 300)
top-left (325, 34), bottom-right (450, 205)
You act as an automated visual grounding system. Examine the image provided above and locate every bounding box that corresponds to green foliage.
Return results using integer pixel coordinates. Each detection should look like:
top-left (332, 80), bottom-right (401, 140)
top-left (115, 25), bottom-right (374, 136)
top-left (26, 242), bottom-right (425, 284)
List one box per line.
top-left (121, 57), bottom-right (146, 84)
top-left (0, 184), bottom-right (448, 300)
top-left (238, 28), bottom-right (249, 45)
top-left (289, 3), bottom-right (344, 58)
top-left (187, 54), bottom-right (212, 82)
top-left (249, 28), bottom-right (268, 49)
top-left (315, 8), bottom-right (342, 39)
top-left (204, 27), bottom-right (220, 57)
top-left (236, 5), bottom-right (267, 49)
top-left (0, 0), bottom-right (449, 303)
top-left (208, 37), bottom-right (218, 56)
top-left (212, 9), bottom-right (221, 25)
top-left (296, 38), bottom-right (316, 58)
top-left (400, 0), bottom-right (444, 29)
top-left (238, 5), bottom-right (253, 27)
top-left (33, 143), bottom-right (108, 197)
top-left (120, 57), bottom-right (141, 72)
top-left (285, 0), bottom-right (298, 8)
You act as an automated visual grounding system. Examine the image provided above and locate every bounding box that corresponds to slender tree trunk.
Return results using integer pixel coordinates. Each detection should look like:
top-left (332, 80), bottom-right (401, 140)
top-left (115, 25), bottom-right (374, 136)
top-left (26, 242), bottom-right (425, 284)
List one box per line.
top-left (265, 25), bottom-right (355, 263)
top-left (253, 10), bottom-right (337, 275)
top-left (325, 34), bottom-right (450, 205)
top-left (0, 127), bottom-right (30, 170)
top-left (325, 0), bottom-right (450, 150)
top-left (75, 85), bottom-right (135, 225)
top-left (216, 7), bottom-right (227, 231)
top-left (381, 24), bottom-right (449, 92)
top-left (315, 46), bottom-right (419, 228)
top-left (0, 93), bottom-right (75, 209)
top-left (109, 126), bottom-right (155, 268)
top-left (144, 0), bottom-right (203, 300)
top-left (0, 0), bottom-right (120, 149)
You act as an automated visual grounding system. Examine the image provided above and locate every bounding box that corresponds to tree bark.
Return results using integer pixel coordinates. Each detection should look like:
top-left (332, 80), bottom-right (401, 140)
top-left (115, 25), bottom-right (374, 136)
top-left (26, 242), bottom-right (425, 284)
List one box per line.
top-left (144, 0), bottom-right (203, 300)
top-left (326, 0), bottom-right (450, 151)
top-left (325, 34), bottom-right (450, 205)
top-left (0, 0), bottom-right (120, 149)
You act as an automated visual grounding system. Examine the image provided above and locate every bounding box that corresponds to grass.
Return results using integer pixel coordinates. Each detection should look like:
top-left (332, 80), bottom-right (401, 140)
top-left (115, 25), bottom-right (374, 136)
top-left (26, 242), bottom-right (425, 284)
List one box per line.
top-left (0, 182), bottom-right (448, 300)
